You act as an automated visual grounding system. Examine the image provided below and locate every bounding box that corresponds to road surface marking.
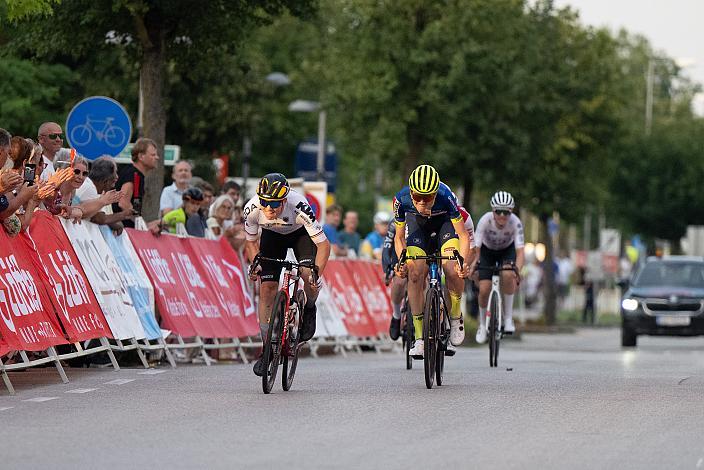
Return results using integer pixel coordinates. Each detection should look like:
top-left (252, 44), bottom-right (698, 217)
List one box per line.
top-left (0, 406), bottom-right (13, 411)
top-left (138, 369), bottom-right (166, 375)
top-left (65, 388), bottom-right (98, 394)
top-left (104, 378), bottom-right (135, 385)
top-left (22, 397), bottom-right (59, 403)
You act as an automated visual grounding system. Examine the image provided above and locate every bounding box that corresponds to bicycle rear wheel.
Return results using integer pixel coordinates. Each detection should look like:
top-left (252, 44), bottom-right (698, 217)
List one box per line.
top-left (404, 301), bottom-right (413, 370)
top-left (489, 293), bottom-right (499, 368)
top-left (282, 290), bottom-right (305, 391)
top-left (262, 291), bottom-right (286, 394)
top-left (423, 288), bottom-right (440, 389)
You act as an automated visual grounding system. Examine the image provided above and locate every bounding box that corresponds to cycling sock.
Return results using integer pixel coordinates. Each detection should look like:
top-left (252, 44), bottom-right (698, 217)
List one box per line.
top-left (449, 292), bottom-right (463, 320)
top-left (504, 294), bottom-right (515, 321)
top-left (392, 303), bottom-right (402, 320)
top-left (260, 323), bottom-right (269, 341)
top-left (478, 304), bottom-right (487, 328)
top-left (412, 314), bottom-right (423, 340)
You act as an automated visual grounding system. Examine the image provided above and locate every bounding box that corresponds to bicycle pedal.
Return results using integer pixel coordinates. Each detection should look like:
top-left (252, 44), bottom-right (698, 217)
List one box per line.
top-left (444, 349), bottom-right (456, 357)
top-left (502, 331), bottom-right (514, 336)
top-left (411, 354), bottom-right (423, 360)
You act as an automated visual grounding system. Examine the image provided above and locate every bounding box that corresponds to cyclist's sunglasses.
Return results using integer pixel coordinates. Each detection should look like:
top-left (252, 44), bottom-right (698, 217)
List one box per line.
top-left (73, 169), bottom-right (89, 176)
top-left (260, 198), bottom-right (283, 208)
top-left (411, 191), bottom-right (436, 203)
top-left (43, 133), bottom-right (63, 140)
top-left (494, 209), bottom-right (511, 216)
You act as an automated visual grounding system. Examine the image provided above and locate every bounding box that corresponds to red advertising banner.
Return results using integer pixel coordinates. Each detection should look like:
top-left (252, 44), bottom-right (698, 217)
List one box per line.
top-left (128, 230), bottom-right (233, 338)
top-left (322, 260), bottom-right (377, 337)
top-left (185, 237), bottom-right (259, 337)
top-left (345, 260), bottom-right (391, 335)
top-left (0, 226), bottom-right (67, 352)
top-left (217, 238), bottom-right (258, 337)
top-left (24, 211), bottom-right (112, 341)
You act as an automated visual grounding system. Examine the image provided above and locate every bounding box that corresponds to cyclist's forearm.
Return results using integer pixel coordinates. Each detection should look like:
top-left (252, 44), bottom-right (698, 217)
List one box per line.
top-left (394, 224), bottom-right (406, 258)
top-left (244, 239), bottom-right (259, 263)
top-left (315, 240), bottom-right (331, 275)
top-left (516, 248), bottom-right (525, 270)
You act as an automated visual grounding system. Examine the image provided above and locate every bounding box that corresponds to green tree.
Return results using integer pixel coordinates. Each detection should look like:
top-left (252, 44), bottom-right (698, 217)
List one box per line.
top-left (7, 0), bottom-right (314, 219)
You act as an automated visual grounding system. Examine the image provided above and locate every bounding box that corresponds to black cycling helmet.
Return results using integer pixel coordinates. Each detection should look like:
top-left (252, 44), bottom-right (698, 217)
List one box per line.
top-left (257, 173), bottom-right (290, 200)
top-left (182, 187), bottom-right (204, 202)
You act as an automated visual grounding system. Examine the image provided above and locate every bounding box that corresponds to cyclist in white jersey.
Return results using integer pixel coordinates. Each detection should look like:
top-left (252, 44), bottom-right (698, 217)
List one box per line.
top-left (471, 191), bottom-right (524, 342)
top-left (244, 173), bottom-right (330, 376)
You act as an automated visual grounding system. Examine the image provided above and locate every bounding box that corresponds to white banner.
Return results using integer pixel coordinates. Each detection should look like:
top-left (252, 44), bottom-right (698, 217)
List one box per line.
top-left (315, 281), bottom-right (350, 338)
top-left (62, 220), bottom-right (146, 340)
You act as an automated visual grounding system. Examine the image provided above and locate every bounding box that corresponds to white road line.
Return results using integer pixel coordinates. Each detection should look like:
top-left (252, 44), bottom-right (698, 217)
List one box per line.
top-left (696, 457), bottom-right (702, 468)
top-left (138, 369), bottom-right (166, 375)
top-left (103, 378), bottom-right (135, 385)
top-left (0, 406), bottom-right (13, 411)
top-left (22, 397), bottom-right (59, 403)
top-left (65, 388), bottom-right (98, 394)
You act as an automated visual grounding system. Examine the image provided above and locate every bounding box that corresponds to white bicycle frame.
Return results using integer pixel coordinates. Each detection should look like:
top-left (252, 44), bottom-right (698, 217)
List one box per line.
top-left (484, 272), bottom-right (503, 334)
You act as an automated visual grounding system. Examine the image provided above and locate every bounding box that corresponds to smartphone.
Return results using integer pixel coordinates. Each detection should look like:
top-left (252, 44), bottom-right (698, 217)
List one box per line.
top-left (23, 164), bottom-right (36, 186)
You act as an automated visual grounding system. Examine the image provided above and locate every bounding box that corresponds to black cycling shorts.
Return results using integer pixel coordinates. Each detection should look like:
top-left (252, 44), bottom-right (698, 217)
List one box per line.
top-left (477, 243), bottom-right (516, 281)
top-left (259, 227), bottom-right (317, 282)
top-left (405, 214), bottom-right (458, 255)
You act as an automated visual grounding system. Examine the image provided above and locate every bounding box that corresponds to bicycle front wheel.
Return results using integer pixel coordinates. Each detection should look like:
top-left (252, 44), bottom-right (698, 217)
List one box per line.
top-left (423, 288), bottom-right (440, 389)
top-left (436, 299), bottom-right (448, 386)
top-left (263, 291), bottom-right (286, 394)
top-left (282, 290), bottom-right (304, 391)
top-left (489, 293), bottom-right (500, 368)
top-left (404, 305), bottom-right (413, 370)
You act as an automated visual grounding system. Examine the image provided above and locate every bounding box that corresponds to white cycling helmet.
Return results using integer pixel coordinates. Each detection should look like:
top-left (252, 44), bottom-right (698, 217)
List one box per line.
top-left (490, 190), bottom-right (515, 211)
top-left (373, 211), bottom-right (391, 225)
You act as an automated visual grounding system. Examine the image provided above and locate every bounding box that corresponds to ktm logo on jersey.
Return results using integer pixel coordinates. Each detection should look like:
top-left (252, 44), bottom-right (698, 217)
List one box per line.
top-left (296, 201), bottom-right (316, 222)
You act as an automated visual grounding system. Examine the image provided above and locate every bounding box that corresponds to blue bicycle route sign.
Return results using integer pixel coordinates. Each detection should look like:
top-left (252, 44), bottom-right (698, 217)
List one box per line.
top-left (65, 96), bottom-right (132, 159)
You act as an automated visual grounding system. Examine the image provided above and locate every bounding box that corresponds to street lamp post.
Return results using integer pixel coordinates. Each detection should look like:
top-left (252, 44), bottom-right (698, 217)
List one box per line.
top-left (289, 99), bottom-right (326, 182)
top-left (645, 57), bottom-right (697, 136)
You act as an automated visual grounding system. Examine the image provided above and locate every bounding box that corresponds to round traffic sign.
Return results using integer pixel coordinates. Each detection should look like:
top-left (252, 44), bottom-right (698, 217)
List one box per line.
top-left (65, 96), bottom-right (132, 159)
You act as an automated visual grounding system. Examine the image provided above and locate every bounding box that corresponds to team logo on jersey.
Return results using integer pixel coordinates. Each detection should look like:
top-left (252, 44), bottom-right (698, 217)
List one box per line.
top-left (296, 201), bottom-right (316, 223)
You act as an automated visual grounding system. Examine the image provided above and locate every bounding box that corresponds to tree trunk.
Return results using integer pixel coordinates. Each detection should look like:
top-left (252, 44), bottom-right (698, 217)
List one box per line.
top-left (403, 124), bottom-right (425, 182)
top-left (137, 14), bottom-right (166, 222)
top-left (540, 213), bottom-right (557, 325)
top-left (462, 171), bottom-right (473, 209)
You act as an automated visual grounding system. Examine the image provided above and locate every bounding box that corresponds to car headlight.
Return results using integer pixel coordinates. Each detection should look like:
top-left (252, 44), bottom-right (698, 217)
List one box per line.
top-left (621, 298), bottom-right (639, 311)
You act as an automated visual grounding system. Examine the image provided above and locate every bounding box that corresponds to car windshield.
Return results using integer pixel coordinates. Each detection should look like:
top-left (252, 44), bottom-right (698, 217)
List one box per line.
top-left (633, 261), bottom-right (704, 288)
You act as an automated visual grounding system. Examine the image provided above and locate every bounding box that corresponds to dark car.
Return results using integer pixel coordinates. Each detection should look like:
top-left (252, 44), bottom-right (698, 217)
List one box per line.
top-left (620, 256), bottom-right (704, 347)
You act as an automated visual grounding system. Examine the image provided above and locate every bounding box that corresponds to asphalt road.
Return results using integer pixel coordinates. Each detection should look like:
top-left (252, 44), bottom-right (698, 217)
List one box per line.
top-left (2, 328), bottom-right (703, 470)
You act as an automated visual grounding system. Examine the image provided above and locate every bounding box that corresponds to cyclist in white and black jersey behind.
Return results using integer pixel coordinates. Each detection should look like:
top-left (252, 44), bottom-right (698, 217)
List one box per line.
top-left (471, 190), bottom-right (524, 343)
top-left (244, 173), bottom-right (331, 376)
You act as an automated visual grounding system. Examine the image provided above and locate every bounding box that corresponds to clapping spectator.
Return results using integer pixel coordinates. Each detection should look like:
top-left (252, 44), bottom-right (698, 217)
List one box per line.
top-left (338, 210), bottom-right (361, 255)
top-left (113, 137), bottom-right (160, 233)
top-left (159, 161), bottom-right (193, 216)
top-left (74, 156), bottom-right (132, 232)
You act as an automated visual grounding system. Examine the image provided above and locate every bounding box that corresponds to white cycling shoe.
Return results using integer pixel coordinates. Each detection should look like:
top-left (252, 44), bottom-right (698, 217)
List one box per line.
top-left (409, 339), bottom-right (424, 358)
top-left (504, 317), bottom-right (516, 333)
top-left (475, 325), bottom-right (488, 344)
top-left (450, 318), bottom-right (465, 346)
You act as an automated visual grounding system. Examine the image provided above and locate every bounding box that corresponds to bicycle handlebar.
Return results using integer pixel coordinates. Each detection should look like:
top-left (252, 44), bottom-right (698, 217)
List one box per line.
top-left (398, 249), bottom-right (464, 271)
top-left (249, 253), bottom-right (319, 281)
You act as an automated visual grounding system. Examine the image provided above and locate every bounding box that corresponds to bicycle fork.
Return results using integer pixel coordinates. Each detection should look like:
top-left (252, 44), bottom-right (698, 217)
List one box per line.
top-left (485, 274), bottom-right (503, 333)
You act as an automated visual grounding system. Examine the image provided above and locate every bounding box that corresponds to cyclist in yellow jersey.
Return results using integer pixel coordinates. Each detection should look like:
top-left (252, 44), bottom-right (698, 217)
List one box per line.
top-left (393, 164), bottom-right (471, 357)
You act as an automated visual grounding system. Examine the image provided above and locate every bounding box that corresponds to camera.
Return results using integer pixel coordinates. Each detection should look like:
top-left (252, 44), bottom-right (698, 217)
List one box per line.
top-left (23, 163), bottom-right (36, 186)
top-left (132, 196), bottom-right (142, 216)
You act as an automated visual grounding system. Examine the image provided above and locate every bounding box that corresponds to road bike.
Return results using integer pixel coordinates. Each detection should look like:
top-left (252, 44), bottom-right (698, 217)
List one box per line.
top-left (399, 249), bottom-right (463, 389)
top-left (477, 263), bottom-right (518, 367)
top-left (249, 254), bottom-right (318, 394)
top-left (385, 267), bottom-right (413, 370)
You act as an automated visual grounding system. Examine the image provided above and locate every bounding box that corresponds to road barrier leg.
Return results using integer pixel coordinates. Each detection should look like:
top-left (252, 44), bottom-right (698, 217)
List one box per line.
top-left (0, 356), bottom-right (15, 395)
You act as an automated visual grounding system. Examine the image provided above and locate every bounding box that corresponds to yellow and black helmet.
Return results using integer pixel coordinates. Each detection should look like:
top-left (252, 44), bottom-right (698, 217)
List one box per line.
top-left (408, 164), bottom-right (439, 195)
top-left (257, 173), bottom-right (290, 200)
